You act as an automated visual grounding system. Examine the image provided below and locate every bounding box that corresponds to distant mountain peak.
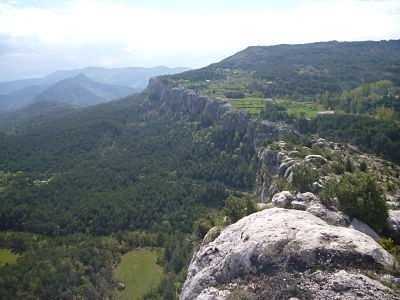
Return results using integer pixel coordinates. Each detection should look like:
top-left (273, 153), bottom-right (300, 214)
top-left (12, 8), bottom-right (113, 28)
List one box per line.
top-left (0, 66), bottom-right (188, 112)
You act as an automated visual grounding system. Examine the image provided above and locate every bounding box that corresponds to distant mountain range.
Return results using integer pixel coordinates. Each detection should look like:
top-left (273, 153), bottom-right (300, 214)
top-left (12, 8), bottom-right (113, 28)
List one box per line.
top-left (0, 66), bottom-right (188, 112)
top-left (34, 74), bottom-right (134, 107)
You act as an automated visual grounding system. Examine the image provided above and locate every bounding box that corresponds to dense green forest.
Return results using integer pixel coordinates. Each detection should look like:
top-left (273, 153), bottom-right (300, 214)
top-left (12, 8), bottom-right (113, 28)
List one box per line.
top-left (0, 93), bottom-right (255, 299)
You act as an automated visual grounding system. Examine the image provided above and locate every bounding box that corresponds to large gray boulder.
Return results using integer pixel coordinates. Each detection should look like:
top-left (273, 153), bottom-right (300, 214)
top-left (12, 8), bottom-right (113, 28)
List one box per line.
top-left (181, 208), bottom-right (398, 300)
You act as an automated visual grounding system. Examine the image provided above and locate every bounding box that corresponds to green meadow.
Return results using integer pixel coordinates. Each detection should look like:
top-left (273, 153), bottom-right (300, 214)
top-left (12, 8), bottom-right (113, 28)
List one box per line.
top-left (0, 249), bottom-right (18, 266)
top-left (230, 97), bottom-right (268, 116)
top-left (230, 97), bottom-right (325, 118)
top-left (276, 99), bottom-right (325, 119)
top-left (114, 249), bottom-right (164, 300)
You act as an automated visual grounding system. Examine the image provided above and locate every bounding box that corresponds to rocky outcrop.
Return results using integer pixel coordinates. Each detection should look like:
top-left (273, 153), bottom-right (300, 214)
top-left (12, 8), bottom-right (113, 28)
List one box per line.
top-left (271, 191), bottom-right (294, 208)
top-left (255, 142), bottom-right (325, 202)
top-left (386, 210), bottom-right (400, 243)
top-left (181, 208), bottom-right (399, 300)
top-left (268, 191), bottom-right (383, 241)
top-left (255, 146), bottom-right (282, 202)
top-left (350, 218), bottom-right (381, 242)
top-left (147, 78), bottom-right (292, 147)
top-left (305, 201), bottom-right (350, 227)
top-left (255, 139), bottom-right (400, 204)
top-left (148, 78), bottom-right (250, 134)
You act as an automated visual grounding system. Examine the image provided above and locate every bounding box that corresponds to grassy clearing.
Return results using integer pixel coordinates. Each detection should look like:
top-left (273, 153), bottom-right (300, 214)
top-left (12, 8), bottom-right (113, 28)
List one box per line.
top-left (276, 99), bottom-right (325, 119)
top-left (230, 97), bottom-right (268, 116)
top-left (0, 249), bottom-right (18, 266)
top-left (114, 248), bottom-right (164, 300)
top-left (230, 98), bottom-right (325, 119)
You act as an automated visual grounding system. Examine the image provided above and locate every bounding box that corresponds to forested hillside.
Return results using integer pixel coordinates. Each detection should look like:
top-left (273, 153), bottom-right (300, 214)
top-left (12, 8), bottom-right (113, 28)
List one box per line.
top-left (173, 40), bottom-right (400, 98)
top-left (0, 92), bottom-right (255, 299)
top-left (169, 40), bottom-right (400, 163)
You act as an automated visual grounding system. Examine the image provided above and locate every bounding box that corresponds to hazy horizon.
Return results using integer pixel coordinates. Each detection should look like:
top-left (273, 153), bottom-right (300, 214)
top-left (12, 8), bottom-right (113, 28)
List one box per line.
top-left (0, 0), bottom-right (399, 81)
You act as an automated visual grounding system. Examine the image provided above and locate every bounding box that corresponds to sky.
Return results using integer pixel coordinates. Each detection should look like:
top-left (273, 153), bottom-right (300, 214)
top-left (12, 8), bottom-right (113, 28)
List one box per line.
top-left (0, 0), bottom-right (399, 81)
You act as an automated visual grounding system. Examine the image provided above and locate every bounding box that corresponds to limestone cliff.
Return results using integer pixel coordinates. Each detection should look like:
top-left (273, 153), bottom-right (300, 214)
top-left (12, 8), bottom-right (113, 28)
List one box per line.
top-left (147, 78), bottom-right (292, 147)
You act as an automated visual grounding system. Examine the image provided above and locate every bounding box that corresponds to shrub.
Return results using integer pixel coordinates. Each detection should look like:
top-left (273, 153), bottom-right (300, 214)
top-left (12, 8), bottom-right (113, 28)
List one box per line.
top-left (331, 161), bottom-right (345, 175)
top-left (275, 177), bottom-right (294, 192)
top-left (345, 157), bottom-right (355, 173)
top-left (359, 160), bottom-right (368, 172)
top-left (227, 288), bottom-right (255, 300)
top-left (261, 102), bottom-right (290, 122)
top-left (292, 164), bottom-right (318, 193)
top-left (319, 178), bottom-right (338, 207)
top-left (224, 91), bottom-right (246, 99)
top-left (380, 238), bottom-right (400, 263)
top-left (322, 172), bottom-right (388, 232)
top-left (224, 195), bottom-right (257, 223)
top-left (194, 217), bottom-right (214, 238)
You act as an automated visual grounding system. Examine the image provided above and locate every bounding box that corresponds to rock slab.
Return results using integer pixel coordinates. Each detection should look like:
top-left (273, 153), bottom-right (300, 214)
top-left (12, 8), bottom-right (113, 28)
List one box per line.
top-left (181, 208), bottom-right (398, 300)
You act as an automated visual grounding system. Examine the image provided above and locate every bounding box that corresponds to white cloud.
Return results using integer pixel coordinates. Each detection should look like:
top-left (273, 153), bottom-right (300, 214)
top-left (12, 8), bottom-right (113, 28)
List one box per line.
top-left (0, 0), bottom-right (399, 71)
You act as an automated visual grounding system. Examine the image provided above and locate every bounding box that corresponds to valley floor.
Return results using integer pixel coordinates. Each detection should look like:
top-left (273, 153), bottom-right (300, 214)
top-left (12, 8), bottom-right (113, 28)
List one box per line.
top-left (113, 248), bottom-right (164, 300)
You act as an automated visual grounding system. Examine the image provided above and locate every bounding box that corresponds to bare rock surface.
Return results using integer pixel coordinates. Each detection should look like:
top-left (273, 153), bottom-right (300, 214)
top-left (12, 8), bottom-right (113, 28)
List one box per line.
top-left (195, 287), bottom-right (229, 300)
top-left (269, 191), bottom-right (350, 227)
top-left (271, 191), bottom-right (294, 208)
top-left (350, 218), bottom-right (380, 241)
top-left (181, 208), bottom-right (398, 300)
top-left (305, 202), bottom-right (350, 227)
top-left (387, 210), bottom-right (400, 242)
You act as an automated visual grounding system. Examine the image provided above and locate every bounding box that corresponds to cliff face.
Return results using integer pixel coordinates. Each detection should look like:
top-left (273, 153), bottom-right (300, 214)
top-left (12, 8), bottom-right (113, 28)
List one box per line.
top-left (147, 78), bottom-right (291, 147)
top-left (147, 78), bottom-right (293, 201)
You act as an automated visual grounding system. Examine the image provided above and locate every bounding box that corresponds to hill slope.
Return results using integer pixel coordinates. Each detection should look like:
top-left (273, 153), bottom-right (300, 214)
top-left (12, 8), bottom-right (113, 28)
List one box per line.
top-left (0, 101), bottom-right (76, 131)
top-left (33, 74), bottom-right (133, 107)
top-left (174, 40), bottom-right (400, 97)
top-left (0, 85), bottom-right (49, 111)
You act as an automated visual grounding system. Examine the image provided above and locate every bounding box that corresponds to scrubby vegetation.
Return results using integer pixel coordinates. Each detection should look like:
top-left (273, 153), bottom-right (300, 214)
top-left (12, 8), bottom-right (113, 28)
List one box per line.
top-left (224, 194), bottom-right (258, 223)
top-left (321, 173), bottom-right (388, 232)
top-left (380, 238), bottom-right (400, 264)
top-left (260, 101), bottom-right (400, 164)
top-left (292, 164), bottom-right (318, 193)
